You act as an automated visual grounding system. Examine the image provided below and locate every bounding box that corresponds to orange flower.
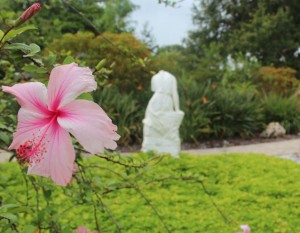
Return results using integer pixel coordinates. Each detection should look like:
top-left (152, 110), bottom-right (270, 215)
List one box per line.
top-left (202, 96), bottom-right (208, 104)
top-left (137, 83), bottom-right (143, 91)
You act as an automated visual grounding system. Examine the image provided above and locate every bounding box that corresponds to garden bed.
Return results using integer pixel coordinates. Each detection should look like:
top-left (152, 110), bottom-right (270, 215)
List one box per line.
top-left (1, 153), bottom-right (300, 232)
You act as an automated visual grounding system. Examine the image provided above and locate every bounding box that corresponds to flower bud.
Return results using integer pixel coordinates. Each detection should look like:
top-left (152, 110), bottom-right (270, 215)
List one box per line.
top-left (14, 3), bottom-right (41, 27)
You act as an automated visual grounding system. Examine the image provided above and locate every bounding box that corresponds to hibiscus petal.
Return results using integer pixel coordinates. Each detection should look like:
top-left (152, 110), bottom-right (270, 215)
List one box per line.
top-left (76, 226), bottom-right (88, 233)
top-left (57, 100), bottom-right (120, 154)
top-left (9, 108), bottom-right (52, 150)
top-left (2, 82), bottom-right (48, 113)
top-left (28, 121), bottom-right (75, 186)
top-left (47, 63), bottom-right (96, 111)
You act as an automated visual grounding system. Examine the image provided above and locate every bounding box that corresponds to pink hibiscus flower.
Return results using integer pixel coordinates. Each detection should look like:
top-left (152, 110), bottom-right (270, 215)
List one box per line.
top-left (2, 63), bottom-right (120, 186)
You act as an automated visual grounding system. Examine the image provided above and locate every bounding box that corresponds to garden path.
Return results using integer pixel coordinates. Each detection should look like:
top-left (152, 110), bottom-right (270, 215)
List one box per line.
top-left (1, 138), bottom-right (300, 163)
top-left (184, 138), bottom-right (300, 163)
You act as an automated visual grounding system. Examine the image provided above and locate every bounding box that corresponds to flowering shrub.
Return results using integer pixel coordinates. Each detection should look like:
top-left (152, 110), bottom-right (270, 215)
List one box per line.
top-left (47, 31), bottom-right (153, 91)
top-left (255, 66), bottom-right (300, 96)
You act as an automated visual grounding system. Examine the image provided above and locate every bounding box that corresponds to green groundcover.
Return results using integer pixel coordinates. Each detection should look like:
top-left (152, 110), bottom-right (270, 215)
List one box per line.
top-left (1, 153), bottom-right (300, 233)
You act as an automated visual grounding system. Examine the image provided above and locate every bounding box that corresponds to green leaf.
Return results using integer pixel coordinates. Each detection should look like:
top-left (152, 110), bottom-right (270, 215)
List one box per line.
top-left (23, 44), bottom-right (40, 57)
top-left (0, 204), bottom-right (19, 210)
top-left (77, 93), bottom-right (93, 101)
top-left (23, 64), bottom-right (47, 74)
top-left (7, 207), bottom-right (31, 214)
top-left (43, 189), bottom-right (52, 200)
top-left (0, 213), bottom-right (18, 222)
top-left (0, 131), bottom-right (10, 144)
top-left (4, 43), bottom-right (30, 51)
top-left (44, 54), bottom-right (57, 67)
top-left (63, 56), bottom-right (75, 64)
top-left (23, 225), bottom-right (36, 233)
top-left (5, 43), bottom-right (41, 57)
top-left (3, 25), bottom-right (37, 42)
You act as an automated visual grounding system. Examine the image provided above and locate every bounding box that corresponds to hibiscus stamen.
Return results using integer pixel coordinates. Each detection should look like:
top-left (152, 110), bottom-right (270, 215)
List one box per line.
top-left (16, 134), bottom-right (47, 164)
top-left (16, 112), bottom-right (57, 164)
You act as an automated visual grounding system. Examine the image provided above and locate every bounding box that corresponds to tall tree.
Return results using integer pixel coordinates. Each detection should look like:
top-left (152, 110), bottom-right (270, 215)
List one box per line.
top-left (187, 0), bottom-right (300, 74)
top-left (0, 0), bottom-right (136, 46)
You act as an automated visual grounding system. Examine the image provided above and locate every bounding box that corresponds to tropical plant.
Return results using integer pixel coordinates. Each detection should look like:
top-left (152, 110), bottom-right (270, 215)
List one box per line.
top-left (210, 86), bottom-right (264, 138)
top-left (93, 86), bottom-right (151, 146)
top-left (261, 94), bottom-right (300, 133)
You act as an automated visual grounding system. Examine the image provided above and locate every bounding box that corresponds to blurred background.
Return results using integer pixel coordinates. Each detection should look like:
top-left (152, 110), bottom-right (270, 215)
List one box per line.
top-left (1, 0), bottom-right (300, 150)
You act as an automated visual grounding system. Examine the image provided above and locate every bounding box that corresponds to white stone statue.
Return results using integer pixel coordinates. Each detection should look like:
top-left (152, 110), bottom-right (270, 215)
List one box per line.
top-left (142, 70), bottom-right (184, 157)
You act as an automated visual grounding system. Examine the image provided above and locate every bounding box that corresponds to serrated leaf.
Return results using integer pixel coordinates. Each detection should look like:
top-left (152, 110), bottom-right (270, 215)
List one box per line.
top-left (3, 25), bottom-right (37, 42)
top-left (63, 56), bottom-right (74, 64)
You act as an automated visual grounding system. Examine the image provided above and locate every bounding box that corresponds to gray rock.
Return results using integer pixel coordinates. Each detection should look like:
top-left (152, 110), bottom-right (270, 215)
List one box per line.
top-left (260, 122), bottom-right (286, 138)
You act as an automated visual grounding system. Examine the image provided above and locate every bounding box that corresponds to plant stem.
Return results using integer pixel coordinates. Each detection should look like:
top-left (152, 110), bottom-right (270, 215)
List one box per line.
top-left (0, 25), bottom-right (13, 46)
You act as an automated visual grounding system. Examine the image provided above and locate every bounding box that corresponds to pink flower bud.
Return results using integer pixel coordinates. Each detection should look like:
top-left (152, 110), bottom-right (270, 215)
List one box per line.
top-left (14, 3), bottom-right (41, 27)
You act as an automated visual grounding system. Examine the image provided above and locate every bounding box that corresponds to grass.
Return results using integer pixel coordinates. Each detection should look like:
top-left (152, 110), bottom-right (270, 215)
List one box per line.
top-left (1, 153), bottom-right (300, 232)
